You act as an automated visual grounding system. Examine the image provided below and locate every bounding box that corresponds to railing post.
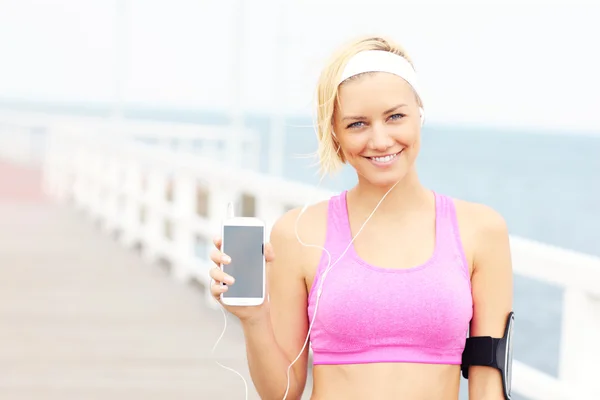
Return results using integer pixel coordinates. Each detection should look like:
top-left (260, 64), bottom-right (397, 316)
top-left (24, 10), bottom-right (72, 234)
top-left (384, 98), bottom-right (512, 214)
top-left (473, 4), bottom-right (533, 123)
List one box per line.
top-left (120, 160), bottom-right (142, 248)
top-left (171, 169), bottom-right (197, 282)
top-left (141, 168), bottom-right (166, 264)
top-left (88, 151), bottom-right (104, 221)
top-left (559, 288), bottom-right (600, 398)
top-left (255, 194), bottom-right (282, 241)
top-left (71, 144), bottom-right (88, 211)
top-left (102, 156), bottom-right (121, 233)
top-left (94, 153), bottom-right (111, 224)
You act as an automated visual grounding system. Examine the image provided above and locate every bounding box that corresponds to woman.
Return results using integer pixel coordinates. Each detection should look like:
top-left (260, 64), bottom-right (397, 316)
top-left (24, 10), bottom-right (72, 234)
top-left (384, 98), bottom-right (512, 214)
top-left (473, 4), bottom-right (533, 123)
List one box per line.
top-left (209, 36), bottom-right (513, 400)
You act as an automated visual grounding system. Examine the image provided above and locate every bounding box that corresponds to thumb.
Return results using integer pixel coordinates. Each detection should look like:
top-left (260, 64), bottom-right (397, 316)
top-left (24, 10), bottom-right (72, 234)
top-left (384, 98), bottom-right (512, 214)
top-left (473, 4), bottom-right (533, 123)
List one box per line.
top-left (264, 242), bottom-right (275, 301)
top-left (264, 242), bottom-right (275, 263)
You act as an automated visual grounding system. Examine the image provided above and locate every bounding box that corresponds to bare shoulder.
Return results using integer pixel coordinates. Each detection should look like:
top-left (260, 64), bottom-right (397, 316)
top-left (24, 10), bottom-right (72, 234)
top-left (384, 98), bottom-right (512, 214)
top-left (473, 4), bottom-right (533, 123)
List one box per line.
top-left (270, 199), bottom-right (329, 242)
top-left (453, 198), bottom-right (511, 274)
top-left (269, 199), bottom-right (330, 275)
top-left (454, 198), bottom-right (508, 235)
top-left (270, 200), bottom-right (329, 246)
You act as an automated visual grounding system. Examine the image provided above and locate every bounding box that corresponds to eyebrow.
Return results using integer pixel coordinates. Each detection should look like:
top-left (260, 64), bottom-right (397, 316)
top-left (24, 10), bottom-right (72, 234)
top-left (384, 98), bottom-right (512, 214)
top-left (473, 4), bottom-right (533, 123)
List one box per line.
top-left (342, 104), bottom-right (408, 121)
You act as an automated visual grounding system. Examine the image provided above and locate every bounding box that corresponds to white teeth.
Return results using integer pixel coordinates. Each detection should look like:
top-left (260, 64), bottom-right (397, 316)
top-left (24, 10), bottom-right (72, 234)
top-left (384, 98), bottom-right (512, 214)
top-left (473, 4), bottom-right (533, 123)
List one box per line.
top-left (371, 152), bottom-right (399, 163)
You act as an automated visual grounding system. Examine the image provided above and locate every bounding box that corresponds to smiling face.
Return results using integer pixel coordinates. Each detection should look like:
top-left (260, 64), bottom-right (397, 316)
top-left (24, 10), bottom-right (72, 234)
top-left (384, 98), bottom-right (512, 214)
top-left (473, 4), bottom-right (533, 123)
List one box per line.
top-left (332, 72), bottom-right (423, 188)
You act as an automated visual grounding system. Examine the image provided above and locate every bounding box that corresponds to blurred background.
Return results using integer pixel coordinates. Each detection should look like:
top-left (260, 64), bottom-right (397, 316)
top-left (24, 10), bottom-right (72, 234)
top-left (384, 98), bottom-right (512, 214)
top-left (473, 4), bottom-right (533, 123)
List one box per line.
top-left (0, 0), bottom-right (599, 399)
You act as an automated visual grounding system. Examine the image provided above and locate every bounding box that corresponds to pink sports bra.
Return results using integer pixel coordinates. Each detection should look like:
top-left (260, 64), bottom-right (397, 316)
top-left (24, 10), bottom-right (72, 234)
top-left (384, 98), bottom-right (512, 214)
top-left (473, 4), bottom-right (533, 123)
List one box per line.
top-left (307, 191), bottom-right (473, 366)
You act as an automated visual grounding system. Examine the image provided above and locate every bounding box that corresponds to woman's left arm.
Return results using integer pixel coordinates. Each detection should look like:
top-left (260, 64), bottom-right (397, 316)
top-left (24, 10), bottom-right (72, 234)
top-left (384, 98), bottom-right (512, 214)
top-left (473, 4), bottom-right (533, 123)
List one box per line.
top-left (468, 205), bottom-right (514, 400)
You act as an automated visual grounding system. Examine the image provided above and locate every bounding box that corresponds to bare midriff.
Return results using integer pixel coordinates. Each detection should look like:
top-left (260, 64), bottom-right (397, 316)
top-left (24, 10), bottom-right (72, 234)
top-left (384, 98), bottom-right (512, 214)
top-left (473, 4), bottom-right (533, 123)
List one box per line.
top-left (310, 362), bottom-right (461, 400)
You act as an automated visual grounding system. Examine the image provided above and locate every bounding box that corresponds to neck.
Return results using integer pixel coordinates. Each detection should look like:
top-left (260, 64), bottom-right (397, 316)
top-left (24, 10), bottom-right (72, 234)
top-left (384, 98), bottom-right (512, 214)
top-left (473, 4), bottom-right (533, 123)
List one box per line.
top-left (348, 168), bottom-right (432, 218)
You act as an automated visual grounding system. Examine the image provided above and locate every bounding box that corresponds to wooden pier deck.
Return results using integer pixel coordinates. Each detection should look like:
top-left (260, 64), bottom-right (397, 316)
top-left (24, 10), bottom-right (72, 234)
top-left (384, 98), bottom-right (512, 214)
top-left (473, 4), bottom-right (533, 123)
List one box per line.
top-left (0, 161), bottom-right (311, 400)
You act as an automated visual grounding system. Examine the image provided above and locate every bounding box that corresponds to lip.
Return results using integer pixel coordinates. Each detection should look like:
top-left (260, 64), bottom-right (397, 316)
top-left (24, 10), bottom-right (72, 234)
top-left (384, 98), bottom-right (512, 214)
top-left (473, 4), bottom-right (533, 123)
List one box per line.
top-left (363, 150), bottom-right (403, 167)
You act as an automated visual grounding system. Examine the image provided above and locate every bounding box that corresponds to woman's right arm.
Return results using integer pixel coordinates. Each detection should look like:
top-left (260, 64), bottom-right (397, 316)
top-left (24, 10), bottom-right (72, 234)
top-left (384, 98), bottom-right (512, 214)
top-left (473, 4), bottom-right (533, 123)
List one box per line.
top-left (241, 208), bottom-right (311, 400)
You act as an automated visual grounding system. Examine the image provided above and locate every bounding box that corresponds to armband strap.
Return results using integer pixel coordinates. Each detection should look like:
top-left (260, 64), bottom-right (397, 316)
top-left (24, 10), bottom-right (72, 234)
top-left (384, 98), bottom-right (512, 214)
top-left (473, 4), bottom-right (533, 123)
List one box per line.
top-left (461, 336), bottom-right (501, 378)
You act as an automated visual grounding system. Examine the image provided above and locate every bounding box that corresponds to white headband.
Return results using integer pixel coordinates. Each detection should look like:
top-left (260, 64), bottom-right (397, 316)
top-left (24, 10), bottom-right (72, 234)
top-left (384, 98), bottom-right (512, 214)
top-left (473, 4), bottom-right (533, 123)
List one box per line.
top-left (338, 50), bottom-right (425, 125)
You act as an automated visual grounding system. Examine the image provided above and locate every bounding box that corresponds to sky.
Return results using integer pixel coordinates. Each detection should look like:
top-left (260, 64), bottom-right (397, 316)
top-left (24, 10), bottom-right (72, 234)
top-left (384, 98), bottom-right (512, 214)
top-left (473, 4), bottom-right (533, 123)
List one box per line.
top-left (0, 0), bottom-right (599, 132)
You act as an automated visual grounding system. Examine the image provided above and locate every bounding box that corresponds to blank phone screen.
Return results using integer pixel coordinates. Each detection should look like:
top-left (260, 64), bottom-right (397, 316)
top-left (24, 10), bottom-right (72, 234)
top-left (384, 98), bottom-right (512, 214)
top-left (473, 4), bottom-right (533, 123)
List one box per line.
top-left (221, 225), bottom-right (264, 299)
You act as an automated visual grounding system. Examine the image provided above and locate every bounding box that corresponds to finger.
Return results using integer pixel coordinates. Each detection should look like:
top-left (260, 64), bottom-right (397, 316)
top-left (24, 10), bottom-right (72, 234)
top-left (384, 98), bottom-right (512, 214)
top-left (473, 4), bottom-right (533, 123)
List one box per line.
top-left (209, 267), bottom-right (235, 285)
top-left (209, 248), bottom-right (221, 265)
top-left (264, 242), bottom-right (275, 263)
top-left (210, 248), bottom-right (231, 266)
top-left (211, 281), bottom-right (228, 297)
top-left (213, 235), bottom-right (222, 250)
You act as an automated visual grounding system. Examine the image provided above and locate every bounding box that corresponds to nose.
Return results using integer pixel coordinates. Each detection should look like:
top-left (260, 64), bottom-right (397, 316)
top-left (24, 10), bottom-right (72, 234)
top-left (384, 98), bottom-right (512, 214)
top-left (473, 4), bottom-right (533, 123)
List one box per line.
top-left (368, 122), bottom-right (394, 151)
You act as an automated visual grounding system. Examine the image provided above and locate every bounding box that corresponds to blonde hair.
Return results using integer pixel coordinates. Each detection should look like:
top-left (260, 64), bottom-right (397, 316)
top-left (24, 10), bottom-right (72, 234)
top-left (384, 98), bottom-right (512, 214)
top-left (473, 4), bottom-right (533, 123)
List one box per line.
top-left (314, 36), bottom-right (418, 176)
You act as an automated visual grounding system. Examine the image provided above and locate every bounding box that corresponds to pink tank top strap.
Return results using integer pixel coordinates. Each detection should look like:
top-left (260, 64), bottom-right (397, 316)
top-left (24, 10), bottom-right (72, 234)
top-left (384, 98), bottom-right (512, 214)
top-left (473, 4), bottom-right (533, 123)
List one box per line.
top-left (433, 192), bottom-right (471, 282)
top-left (307, 191), bottom-right (349, 302)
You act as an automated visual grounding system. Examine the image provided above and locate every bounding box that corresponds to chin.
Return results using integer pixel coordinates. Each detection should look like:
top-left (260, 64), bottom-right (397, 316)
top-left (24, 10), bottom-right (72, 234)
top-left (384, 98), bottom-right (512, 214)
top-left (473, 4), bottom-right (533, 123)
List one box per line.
top-left (366, 173), bottom-right (407, 188)
top-left (357, 165), bottom-right (408, 188)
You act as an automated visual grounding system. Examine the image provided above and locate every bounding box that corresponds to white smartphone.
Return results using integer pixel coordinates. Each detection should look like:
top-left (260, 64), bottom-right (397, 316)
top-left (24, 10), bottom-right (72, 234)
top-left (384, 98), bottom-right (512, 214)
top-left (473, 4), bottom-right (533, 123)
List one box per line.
top-left (220, 216), bottom-right (266, 306)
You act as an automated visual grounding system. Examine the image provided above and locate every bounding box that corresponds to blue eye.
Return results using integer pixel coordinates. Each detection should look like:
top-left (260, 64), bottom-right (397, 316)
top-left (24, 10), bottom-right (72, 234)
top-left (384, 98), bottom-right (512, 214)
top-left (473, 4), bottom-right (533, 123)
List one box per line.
top-left (347, 121), bottom-right (365, 129)
top-left (389, 113), bottom-right (405, 120)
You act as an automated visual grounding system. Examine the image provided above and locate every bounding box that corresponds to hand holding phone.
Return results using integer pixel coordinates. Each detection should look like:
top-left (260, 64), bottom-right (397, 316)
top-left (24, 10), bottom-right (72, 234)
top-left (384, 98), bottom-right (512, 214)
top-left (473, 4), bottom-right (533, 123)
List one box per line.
top-left (209, 217), bottom-right (274, 318)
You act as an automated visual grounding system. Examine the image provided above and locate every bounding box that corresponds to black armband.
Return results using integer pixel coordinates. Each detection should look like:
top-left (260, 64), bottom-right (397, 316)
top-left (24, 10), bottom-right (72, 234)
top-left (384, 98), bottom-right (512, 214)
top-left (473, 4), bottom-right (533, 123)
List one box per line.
top-left (461, 311), bottom-right (515, 400)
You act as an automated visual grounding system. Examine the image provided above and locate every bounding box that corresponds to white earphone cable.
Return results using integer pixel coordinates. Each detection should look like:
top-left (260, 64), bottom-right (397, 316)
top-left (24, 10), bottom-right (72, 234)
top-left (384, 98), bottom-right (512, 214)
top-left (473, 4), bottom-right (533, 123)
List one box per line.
top-left (282, 177), bottom-right (400, 399)
top-left (211, 301), bottom-right (249, 400)
top-left (211, 178), bottom-right (400, 400)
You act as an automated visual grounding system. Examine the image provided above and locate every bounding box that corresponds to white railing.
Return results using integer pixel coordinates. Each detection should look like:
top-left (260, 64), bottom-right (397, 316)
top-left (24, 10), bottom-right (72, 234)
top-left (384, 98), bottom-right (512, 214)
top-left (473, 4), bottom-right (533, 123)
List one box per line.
top-left (4, 111), bottom-right (599, 399)
top-left (0, 109), bottom-right (262, 170)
